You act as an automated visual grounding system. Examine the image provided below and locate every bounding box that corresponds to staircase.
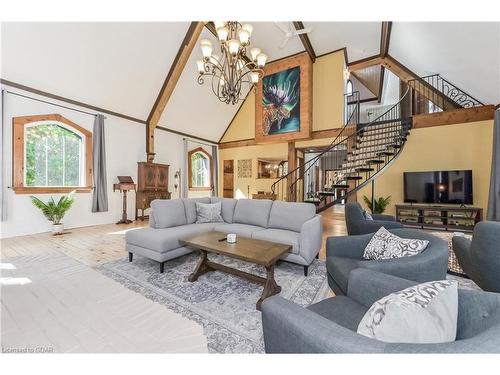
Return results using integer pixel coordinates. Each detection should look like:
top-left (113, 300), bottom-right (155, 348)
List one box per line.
top-left (270, 72), bottom-right (486, 213)
top-left (271, 87), bottom-right (412, 212)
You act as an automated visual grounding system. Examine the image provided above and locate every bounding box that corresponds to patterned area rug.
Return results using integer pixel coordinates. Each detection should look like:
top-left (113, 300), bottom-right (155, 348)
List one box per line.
top-left (97, 254), bottom-right (329, 353)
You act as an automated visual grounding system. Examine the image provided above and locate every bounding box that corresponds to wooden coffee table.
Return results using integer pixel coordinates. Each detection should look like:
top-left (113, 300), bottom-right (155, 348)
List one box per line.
top-left (180, 231), bottom-right (291, 311)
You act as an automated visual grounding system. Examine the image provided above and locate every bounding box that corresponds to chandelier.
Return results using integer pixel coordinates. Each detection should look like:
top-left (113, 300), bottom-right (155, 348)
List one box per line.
top-left (196, 21), bottom-right (267, 105)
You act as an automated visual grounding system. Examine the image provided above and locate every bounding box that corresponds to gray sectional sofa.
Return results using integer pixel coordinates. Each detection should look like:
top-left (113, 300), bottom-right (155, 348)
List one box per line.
top-left (125, 197), bottom-right (322, 275)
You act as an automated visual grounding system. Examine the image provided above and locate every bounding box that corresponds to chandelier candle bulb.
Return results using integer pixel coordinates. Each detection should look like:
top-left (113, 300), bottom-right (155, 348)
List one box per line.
top-left (238, 29), bottom-right (250, 45)
top-left (200, 40), bottom-right (213, 59)
top-left (256, 53), bottom-right (268, 68)
top-left (242, 24), bottom-right (253, 37)
top-left (213, 21), bottom-right (226, 29)
top-left (217, 26), bottom-right (229, 41)
top-left (250, 71), bottom-right (260, 84)
top-left (250, 47), bottom-right (261, 61)
top-left (196, 60), bottom-right (205, 73)
top-left (228, 39), bottom-right (241, 56)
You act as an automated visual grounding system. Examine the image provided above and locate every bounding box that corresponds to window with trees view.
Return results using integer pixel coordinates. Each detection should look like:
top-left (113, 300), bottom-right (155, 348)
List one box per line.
top-left (25, 124), bottom-right (83, 187)
top-left (188, 147), bottom-right (212, 190)
top-left (12, 114), bottom-right (93, 194)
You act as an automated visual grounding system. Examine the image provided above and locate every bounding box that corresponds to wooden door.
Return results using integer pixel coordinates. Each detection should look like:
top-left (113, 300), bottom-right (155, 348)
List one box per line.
top-left (223, 160), bottom-right (234, 198)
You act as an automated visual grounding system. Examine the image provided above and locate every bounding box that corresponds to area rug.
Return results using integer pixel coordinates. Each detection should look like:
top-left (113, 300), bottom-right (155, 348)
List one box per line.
top-left (97, 254), bottom-right (329, 353)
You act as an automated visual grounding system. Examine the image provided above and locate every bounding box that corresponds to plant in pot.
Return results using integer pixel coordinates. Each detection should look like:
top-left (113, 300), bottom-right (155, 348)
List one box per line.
top-left (30, 191), bottom-right (76, 235)
top-left (363, 195), bottom-right (391, 214)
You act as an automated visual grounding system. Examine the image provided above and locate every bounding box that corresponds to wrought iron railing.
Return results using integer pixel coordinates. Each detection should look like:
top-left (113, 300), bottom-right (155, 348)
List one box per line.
top-left (408, 74), bottom-right (483, 112)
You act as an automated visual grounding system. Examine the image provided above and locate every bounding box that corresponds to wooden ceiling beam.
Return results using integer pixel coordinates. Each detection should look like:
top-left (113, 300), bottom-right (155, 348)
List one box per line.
top-left (146, 21), bottom-right (205, 161)
top-left (378, 21), bottom-right (392, 102)
top-left (347, 55), bottom-right (382, 72)
top-left (292, 21), bottom-right (316, 63)
top-left (380, 22), bottom-right (392, 58)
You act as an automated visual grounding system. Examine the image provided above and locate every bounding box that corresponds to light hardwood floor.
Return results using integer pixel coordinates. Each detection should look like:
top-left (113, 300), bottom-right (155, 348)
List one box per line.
top-left (1, 206), bottom-right (347, 265)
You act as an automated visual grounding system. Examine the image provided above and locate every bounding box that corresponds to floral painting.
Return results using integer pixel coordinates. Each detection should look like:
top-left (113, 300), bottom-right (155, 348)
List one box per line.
top-left (261, 66), bottom-right (300, 135)
top-left (237, 159), bottom-right (252, 178)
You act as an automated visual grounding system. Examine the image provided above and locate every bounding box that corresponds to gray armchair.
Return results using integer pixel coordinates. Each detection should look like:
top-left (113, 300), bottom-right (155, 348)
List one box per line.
top-left (262, 268), bottom-right (500, 353)
top-left (453, 221), bottom-right (500, 292)
top-left (326, 228), bottom-right (448, 295)
top-left (345, 202), bottom-right (403, 235)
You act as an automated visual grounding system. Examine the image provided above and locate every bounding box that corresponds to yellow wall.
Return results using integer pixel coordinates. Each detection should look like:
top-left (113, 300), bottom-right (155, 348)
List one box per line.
top-left (312, 51), bottom-right (345, 131)
top-left (357, 120), bottom-right (494, 216)
top-left (220, 50), bottom-right (346, 143)
top-left (219, 143), bottom-right (288, 198)
top-left (221, 91), bottom-right (256, 142)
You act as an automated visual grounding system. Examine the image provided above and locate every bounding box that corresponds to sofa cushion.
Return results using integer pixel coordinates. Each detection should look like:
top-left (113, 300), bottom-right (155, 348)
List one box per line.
top-left (251, 228), bottom-right (300, 255)
top-left (182, 197), bottom-right (211, 224)
top-left (125, 223), bottom-right (216, 253)
top-left (195, 202), bottom-right (224, 223)
top-left (151, 199), bottom-right (187, 228)
top-left (268, 201), bottom-right (316, 232)
top-left (357, 280), bottom-right (458, 344)
top-left (233, 199), bottom-right (273, 227)
top-left (326, 256), bottom-right (360, 293)
top-left (213, 223), bottom-right (265, 237)
top-left (307, 296), bottom-right (367, 331)
top-left (210, 197), bottom-right (237, 223)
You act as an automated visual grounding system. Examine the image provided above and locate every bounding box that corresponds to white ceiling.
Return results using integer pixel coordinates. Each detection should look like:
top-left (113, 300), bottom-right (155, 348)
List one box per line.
top-left (158, 28), bottom-right (249, 142)
top-left (390, 22), bottom-right (500, 105)
top-left (1, 22), bottom-right (190, 119)
top-left (304, 22), bottom-right (381, 61)
top-left (1, 22), bottom-right (499, 143)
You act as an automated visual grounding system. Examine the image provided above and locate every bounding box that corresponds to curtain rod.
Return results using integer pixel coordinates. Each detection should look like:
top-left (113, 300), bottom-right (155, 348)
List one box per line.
top-left (4, 90), bottom-right (107, 119)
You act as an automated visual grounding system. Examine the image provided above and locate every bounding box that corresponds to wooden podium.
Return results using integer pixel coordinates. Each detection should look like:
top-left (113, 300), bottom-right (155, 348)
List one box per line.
top-left (113, 176), bottom-right (136, 224)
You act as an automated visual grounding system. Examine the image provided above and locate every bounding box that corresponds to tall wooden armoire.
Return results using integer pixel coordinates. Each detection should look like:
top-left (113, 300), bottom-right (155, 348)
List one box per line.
top-left (136, 162), bottom-right (171, 220)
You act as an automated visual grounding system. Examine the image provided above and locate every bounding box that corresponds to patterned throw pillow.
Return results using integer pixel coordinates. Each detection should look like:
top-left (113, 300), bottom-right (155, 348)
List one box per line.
top-left (364, 210), bottom-right (374, 220)
top-left (363, 227), bottom-right (429, 260)
top-left (195, 202), bottom-right (224, 223)
top-left (357, 280), bottom-right (458, 343)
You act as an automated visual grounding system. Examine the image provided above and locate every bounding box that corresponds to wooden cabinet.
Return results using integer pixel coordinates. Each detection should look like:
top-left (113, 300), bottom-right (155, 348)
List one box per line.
top-left (395, 204), bottom-right (482, 232)
top-left (136, 162), bottom-right (171, 220)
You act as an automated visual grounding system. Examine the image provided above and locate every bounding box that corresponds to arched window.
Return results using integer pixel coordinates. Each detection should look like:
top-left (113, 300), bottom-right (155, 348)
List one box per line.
top-left (13, 114), bottom-right (92, 194)
top-left (188, 147), bottom-right (212, 190)
top-left (346, 79), bottom-right (353, 96)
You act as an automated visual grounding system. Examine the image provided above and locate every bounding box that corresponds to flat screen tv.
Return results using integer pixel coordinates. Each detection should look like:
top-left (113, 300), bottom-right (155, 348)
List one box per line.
top-left (403, 170), bottom-right (473, 205)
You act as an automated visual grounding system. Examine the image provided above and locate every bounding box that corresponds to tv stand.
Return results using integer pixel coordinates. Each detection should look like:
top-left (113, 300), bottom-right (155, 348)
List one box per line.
top-left (395, 204), bottom-right (482, 232)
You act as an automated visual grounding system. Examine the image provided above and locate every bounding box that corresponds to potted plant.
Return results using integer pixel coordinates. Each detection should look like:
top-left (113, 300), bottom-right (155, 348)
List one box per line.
top-left (363, 195), bottom-right (391, 214)
top-left (30, 191), bottom-right (75, 235)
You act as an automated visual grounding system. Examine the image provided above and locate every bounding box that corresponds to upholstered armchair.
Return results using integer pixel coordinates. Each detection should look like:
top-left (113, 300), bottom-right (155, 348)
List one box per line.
top-left (345, 202), bottom-right (403, 235)
top-left (326, 228), bottom-right (448, 295)
top-left (262, 268), bottom-right (500, 353)
top-left (453, 221), bottom-right (500, 292)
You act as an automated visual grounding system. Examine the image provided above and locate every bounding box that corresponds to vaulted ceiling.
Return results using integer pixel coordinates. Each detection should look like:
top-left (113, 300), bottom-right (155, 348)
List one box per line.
top-left (2, 21), bottom-right (499, 143)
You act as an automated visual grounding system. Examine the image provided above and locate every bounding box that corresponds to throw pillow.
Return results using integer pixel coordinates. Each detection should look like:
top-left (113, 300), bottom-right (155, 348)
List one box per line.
top-left (357, 280), bottom-right (458, 343)
top-left (195, 202), bottom-right (224, 223)
top-left (363, 227), bottom-right (429, 260)
top-left (364, 210), bottom-right (374, 220)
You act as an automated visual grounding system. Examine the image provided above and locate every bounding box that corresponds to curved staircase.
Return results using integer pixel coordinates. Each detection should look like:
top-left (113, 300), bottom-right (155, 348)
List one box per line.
top-left (271, 87), bottom-right (412, 212)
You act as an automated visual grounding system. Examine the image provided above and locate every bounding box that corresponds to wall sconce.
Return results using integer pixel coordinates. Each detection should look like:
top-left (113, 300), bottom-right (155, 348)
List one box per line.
top-left (174, 169), bottom-right (181, 197)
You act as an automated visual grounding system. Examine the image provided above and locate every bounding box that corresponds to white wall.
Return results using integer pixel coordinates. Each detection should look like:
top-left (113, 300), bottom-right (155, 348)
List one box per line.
top-left (0, 87), bottom-right (186, 238)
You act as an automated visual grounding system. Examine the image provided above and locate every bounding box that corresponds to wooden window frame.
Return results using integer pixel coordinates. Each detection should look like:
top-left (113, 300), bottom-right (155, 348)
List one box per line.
top-left (188, 147), bottom-right (213, 192)
top-left (12, 114), bottom-right (93, 194)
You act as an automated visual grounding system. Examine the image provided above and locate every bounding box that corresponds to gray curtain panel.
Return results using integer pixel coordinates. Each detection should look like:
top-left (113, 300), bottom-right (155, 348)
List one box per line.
top-left (91, 114), bottom-right (108, 212)
top-left (487, 109), bottom-right (500, 221)
top-left (211, 144), bottom-right (219, 197)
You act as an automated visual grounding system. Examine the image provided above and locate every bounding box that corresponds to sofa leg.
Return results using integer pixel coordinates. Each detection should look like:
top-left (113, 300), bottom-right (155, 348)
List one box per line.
top-left (304, 266), bottom-right (308, 277)
top-left (128, 252), bottom-right (133, 262)
top-left (160, 262), bottom-right (165, 273)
